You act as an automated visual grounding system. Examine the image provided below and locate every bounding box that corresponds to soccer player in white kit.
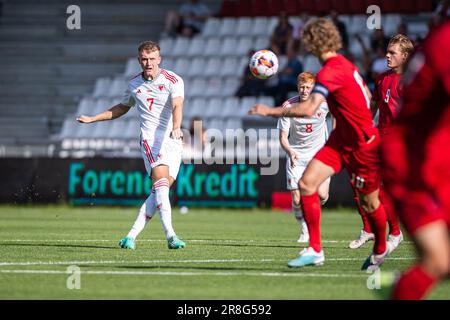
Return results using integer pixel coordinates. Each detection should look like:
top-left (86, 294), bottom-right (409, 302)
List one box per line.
top-left (277, 72), bottom-right (331, 243)
top-left (77, 41), bottom-right (186, 250)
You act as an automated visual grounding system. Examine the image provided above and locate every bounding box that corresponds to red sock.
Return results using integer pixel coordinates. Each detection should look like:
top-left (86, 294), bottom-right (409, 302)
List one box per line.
top-left (300, 193), bottom-right (322, 253)
top-left (392, 265), bottom-right (437, 300)
top-left (379, 187), bottom-right (401, 236)
top-left (366, 204), bottom-right (387, 254)
top-left (355, 196), bottom-right (372, 233)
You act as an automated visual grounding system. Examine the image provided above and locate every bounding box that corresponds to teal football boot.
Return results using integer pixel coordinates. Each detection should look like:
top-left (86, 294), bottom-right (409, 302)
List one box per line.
top-left (118, 236), bottom-right (136, 250)
top-left (168, 235), bottom-right (186, 249)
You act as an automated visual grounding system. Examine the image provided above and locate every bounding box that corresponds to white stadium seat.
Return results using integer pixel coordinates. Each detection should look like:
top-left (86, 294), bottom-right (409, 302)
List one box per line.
top-left (239, 96), bottom-right (257, 116)
top-left (187, 37), bottom-right (206, 57)
top-left (222, 97), bottom-right (240, 117)
top-left (222, 77), bottom-right (240, 98)
top-left (204, 38), bottom-right (221, 56)
top-left (235, 18), bottom-right (253, 36)
top-left (187, 57), bottom-right (206, 77)
top-left (253, 36), bottom-right (270, 51)
top-left (251, 17), bottom-right (270, 37)
top-left (76, 97), bottom-right (95, 115)
top-left (221, 37), bottom-right (239, 56)
top-left (204, 97), bottom-right (223, 117)
top-left (161, 57), bottom-right (175, 71)
top-left (109, 77), bottom-right (127, 97)
top-left (221, 57), bottom-right (240, 77)
top-left (107, 120), bottom-right (127, 139)
top-left (189, 78), bottom-right (208, 97)
top-left (92, 77), bottom-right (111, 98)
top-left (258, 96), bottom-right (275, 107)
top-left (159, 37), bottom-right (174, 57)
top-left (124, 58), bottom-right (141, 78)
top-left (201, 18), bottom-right (221, 37)
top-left (172, 37), bottom-right (190, 56)
top-left (189, 97), bottom-right (207, 117)
top-left (173, 58), bottom-right (190, 77)
top-left (219, 17), bottom-right (237, 37)
top-left (303, 54), bottom-right (321, 74)
top-left (205, 77), bottom-right (223, 97)
top-left (204, 57), bottom-right (221, 77)
top-left (235, 36), bottom-right (254, 56)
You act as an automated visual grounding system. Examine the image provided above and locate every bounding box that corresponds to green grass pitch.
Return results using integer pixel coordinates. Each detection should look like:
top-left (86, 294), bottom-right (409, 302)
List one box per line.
top-left (0, 205), bottom-right (448, 299)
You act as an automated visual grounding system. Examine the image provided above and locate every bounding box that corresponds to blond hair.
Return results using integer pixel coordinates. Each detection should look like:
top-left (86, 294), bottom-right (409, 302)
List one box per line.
top-left (388, 34), bottom-right (414, 56)
top-left (138, 41), bottom-right (160, 53)
top-left (297, 72), bottom-right (316, 85)
top-left (301, 18), bottom-right (342, 56)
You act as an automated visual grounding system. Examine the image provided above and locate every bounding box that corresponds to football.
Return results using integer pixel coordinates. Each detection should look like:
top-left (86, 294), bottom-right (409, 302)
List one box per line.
top-left (249, 49), bottom-right (279, 79)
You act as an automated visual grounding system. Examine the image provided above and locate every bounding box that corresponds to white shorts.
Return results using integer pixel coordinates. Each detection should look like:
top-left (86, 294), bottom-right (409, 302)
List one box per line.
top-left (286, 157), bottom-right (331, 191)
top-left (141, 137), bottom-right (183, 180)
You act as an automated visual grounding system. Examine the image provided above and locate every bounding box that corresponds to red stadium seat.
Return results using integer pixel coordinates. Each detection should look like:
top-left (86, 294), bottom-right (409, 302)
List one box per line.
top-left (283, 0), bottom-right (300, 16)
top-left (298, 0), bottom-right (318, 15)
top-left (380, 1), bottom-right (398, 14)
top-left (236, 0), bottom-right (252, 16)
top-left (316, 0), bottom-right (332, 15)
top-left (416, 0), bottom-right (433, 12)
top-left (219, 0), bottom-right (236, 17)
top-left (347, 0), bottom-right (366, 15)
top-left (331, 0), bottom-right (349, 14)
top-left (252, 0), bottom-right (268, 16)
top-left (398, 0), bottom-right (416, 14)
top-left (266, 0), bottom-right (284, 16)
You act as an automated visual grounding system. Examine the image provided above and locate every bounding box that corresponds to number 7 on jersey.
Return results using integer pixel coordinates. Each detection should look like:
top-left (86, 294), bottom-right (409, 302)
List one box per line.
top-left (146, 97), bottom-right (154, 111)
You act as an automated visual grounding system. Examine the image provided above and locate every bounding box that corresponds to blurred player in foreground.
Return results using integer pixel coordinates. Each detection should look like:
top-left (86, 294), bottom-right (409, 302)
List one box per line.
top-left (349, 34), bottom-right (414, 251)
top-left (380, 22), bottom-right (450, 300)
top-left (250, 18), bottom-right (390, 270)
top-left (77, 41), bottom-right (186, 250)
top-left (277, 72), bottom-right (331, 243)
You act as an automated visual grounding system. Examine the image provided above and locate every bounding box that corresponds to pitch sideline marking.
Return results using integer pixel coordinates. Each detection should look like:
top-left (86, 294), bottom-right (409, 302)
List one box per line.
top-left (0, 269), bottom-right (368, 278)
top-left (0, 256), bottom-right (416, 267)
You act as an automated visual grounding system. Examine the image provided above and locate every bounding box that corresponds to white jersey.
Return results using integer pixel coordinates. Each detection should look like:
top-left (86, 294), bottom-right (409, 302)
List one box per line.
top-left (121, 68), bottom-right (184, 144)
top-left (277, 95), bottom-right (329, 159)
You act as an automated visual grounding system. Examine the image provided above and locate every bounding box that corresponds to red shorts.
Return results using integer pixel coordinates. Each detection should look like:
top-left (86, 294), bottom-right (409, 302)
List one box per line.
top-left (381, 125), bottom-right (450, 234)
top-left (314, 132), bottom-right (382, 195)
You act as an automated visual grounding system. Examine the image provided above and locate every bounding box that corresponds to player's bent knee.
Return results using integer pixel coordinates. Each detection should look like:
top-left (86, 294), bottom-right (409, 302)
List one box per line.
top-left (299, 178), bottom-right (317, 196)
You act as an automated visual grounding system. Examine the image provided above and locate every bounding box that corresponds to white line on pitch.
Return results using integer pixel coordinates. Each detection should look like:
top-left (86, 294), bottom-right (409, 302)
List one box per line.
top-left (0, 256), bottom-right (416, 267)
top-left (0, 239), bottom-right (414, 244)
top-left (0, 269), bottom-right (367, 278)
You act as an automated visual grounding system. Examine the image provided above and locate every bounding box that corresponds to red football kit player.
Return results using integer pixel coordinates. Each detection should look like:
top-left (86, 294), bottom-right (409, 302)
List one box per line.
top-left (351, 35), bottom-right (414, 251)
top-left (250, 19), bottom-right (389, 270)
top-left (381, 22), bottom-right (450, 300)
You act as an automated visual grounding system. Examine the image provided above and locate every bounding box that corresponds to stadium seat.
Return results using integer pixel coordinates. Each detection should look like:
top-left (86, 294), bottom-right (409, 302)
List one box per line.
top-left (102, 120), bottom-right (123, 139)
top-left (239, 97), bottom-right (257, 116)
top-left (303, 55), bottom-right (321, 73)
top-left (315, 0), bottom-right (332, 15)
top-left (91, 121), bottom-right (110, 138)
top-left (204, 38), bottom-right (222, 56)
top-left (278, 55), bottom-right (288, 70)
top-left (251, 17), bottom-right (270, 37)
top-left (123, 119), bottom-right (139, 139)
top-left (222, 97), bottom-right (241, 117)
top-left (204, 58), bottom-right (221, 77)
top-left (348, 15), bottom-right (368, 35)
top-left (221, 57), bottom-right (240, 77)
top-left (208, 118), bottom-right (226, 132)
top-left (187, 57), bottom-right (207, 77)
top-left (189, 97), bottom-right (207, 117)
top-left (258, 96), bottom-right (275, 107)
top-left (235, 37), bottom-right (254, 56)
top-left (76, 97), bottom-right (96, 115)
top-left (204, 97), bottom-right (224, 117)
top-left (109, 77), bottom-right (127, 97)
top-left (347, 0), bottom-right (366, 15)
top-left (205, 77), bottom-right (223, 97)
top-left (222, 78), bottom-right (241, 98)
top-left (124, 58), bottom-right (141, 78)
top-left (407, 22), bottom-right (429, 38)
top-left (221, 37), bottom-right (239, 56)
top-left (189, 79), bottom-right (208, 97)
top-left (159, 37), bottom-right (174, 57)
top-left (219, 18), bottom-right (237, 37)
top-left (284, 0), bottom-right (300, 16)
top-left (60, 118), bottom-right (79, 139)
top-left (235, 18), bottom-right (254, 36)
top-left (173, 58), bottom-right (190, 77)
top-left (161, 57), bottom-right (175, 72)
top-left (186, 37), bottom-right (206, 57)
top-left (94, 98), bottom-right (111, 115)
top-left (172, 37), bottom-right (190, 56)
top-left (92, 77), bottom-right (111, 98)
top-left (202, 18), bottom-right (221, 36)
top-left (225, 118), bottom-right (243, 130)
top-left (384, 15), bottom-right (402, 36)
top-left (74, 121), bottom-right (93, 138)
top-left (253, 36), bottom-right (270, 51)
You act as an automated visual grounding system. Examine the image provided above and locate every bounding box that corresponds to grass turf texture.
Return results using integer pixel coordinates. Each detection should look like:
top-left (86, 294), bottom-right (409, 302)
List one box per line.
top-left (0, 205), bottom-right (448, 299)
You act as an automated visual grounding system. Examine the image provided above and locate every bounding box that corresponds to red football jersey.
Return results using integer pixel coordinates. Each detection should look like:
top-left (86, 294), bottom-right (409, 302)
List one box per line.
top-left (313, 55), bottom-right (377, 151)
top-left (373, 70), bottom-right (402, 135)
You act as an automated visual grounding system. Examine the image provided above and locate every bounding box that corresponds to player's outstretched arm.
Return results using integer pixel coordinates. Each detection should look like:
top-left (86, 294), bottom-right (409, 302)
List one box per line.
top-left (249, 93), bottom-right (325, 118)
top-left (76, 104), bottom-right (131, 123)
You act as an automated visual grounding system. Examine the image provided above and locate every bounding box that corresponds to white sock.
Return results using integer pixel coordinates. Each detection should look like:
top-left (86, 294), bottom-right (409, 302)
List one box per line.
top-left (127, 188), bottom-right (156, 239)
top-left (293, 202), bottom-right (308, 235)
top-left (154, 178), bottom-right (176, 240)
